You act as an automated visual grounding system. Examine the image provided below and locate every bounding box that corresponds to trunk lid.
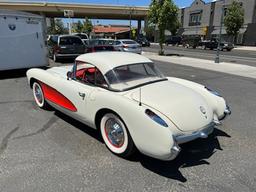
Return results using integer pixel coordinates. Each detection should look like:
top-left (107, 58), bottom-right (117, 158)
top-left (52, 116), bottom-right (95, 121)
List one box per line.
top-left (130, 80), bottom-right (213, 132)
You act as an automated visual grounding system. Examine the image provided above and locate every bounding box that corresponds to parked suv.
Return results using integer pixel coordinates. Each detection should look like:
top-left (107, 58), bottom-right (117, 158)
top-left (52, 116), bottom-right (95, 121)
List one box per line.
top-left (48, 35), bottom-right (86, 62)
top-left (165, 36), bottom-right (182, 46)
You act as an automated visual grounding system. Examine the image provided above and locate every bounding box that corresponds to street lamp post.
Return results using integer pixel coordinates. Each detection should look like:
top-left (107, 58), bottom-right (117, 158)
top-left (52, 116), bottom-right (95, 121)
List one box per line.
top-left (215, 0), bottom-right (225, 63)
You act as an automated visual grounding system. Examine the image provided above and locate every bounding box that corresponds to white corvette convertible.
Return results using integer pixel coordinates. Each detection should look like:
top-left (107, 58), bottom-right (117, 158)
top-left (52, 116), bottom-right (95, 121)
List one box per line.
top-left (27, 52), bottom-right (231, 160)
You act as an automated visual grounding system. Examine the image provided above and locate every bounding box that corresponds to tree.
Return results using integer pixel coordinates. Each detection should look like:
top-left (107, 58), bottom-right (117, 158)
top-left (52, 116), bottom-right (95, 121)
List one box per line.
top-left (73, 20), bottom-right (84, 33)
top-left (224, 1), bottom-right (244, 44)
top-left (144, 24), bottom-right (155, 42)
top-left (47, 18), bottom-right (68, 34)
top-left (83, 17), bottom-right (93, 35)
top-left (148, 0), bottom-right (179, 55)
top-left (170, 19), bottom-right (180, 36)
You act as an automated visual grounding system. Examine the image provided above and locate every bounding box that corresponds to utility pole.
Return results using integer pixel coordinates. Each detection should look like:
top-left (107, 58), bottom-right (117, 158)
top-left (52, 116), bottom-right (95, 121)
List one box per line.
top-left (215, 0), bottom-right (225, 63)
top-left (64, 10), bottom-right (74, 35)
top-left (129, 7), bottom-right (134, 39)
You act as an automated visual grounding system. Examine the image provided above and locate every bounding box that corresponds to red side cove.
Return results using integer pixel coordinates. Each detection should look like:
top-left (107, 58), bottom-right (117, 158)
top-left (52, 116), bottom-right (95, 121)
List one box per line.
top-left (40, 82), bottom-right (77, 112)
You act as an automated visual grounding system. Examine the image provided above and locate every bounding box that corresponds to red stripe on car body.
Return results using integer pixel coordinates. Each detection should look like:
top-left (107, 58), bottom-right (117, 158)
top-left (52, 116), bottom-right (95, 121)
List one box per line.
top-left (40, 82), bottom-right (77, 112)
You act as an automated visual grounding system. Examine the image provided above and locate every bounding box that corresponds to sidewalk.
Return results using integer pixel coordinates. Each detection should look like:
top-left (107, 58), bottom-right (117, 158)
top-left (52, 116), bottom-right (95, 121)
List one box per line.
top-left (234, 46), bottom-right (256, 51)
top-left (150, 43), bottom-right (256, 52)
top-left (143, 52), bottom-right (256, 79)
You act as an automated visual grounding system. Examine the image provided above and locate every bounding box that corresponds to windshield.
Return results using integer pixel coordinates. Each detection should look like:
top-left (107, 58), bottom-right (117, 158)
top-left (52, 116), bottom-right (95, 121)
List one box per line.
top-left (104, 63), bottom-right (166, 91)
top-left (59, 36), bottom-right (83, 45)
top-left (123, 40), bottom-right (137, 44)
top-left (89, 39), bottom-right (114, 46)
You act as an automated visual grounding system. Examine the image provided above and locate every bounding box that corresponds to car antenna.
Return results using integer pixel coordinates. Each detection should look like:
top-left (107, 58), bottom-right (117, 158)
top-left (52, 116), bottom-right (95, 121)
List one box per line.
top-left (139, 88), bottom-right (142, 106)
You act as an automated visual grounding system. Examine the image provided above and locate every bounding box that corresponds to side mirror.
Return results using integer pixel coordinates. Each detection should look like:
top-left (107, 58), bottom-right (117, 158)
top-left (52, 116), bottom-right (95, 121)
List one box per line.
top-left (67, 71), bottom-right (72, 80)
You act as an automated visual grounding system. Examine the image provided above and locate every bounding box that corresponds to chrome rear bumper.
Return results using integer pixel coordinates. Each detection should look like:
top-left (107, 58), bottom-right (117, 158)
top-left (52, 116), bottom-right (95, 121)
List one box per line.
top-left (168, 105), bottom-right (231, 160)
top-left (175, 122), bottom-right (215, 144)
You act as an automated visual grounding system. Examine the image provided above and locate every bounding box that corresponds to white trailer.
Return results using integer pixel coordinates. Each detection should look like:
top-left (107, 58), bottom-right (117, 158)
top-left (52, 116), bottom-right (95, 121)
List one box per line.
top-left (0, 10), bottom-right (48, 71)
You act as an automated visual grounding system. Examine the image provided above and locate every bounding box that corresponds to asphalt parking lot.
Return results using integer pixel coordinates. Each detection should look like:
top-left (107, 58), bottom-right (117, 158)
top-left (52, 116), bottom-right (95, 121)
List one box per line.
top-left (0, 59), bottom-right (256, 192)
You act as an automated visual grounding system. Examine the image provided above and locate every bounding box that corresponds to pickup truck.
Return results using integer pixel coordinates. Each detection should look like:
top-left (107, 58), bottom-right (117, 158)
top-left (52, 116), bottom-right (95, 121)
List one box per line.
top-left (198, 39), bottom-right (234, 51)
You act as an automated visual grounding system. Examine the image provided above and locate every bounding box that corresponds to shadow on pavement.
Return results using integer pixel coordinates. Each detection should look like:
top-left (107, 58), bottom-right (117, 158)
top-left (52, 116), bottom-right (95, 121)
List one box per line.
top-left (51, 58), bottom-right (75, 64)
top-left (53, 110), bottom-right (230, 182)
top-left (133, 128), bottom-right (230, 182)
top-left (0, 68), bottom-right (28, 80)
top-left (54, 110), bottom-right (104, 143)
top-left (164, 53), bottom-right (184, 57)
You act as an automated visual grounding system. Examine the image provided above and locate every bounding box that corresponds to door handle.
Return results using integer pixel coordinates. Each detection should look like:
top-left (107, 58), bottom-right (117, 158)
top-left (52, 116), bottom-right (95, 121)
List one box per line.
top-left (78, 92), bottom-right (86, 100)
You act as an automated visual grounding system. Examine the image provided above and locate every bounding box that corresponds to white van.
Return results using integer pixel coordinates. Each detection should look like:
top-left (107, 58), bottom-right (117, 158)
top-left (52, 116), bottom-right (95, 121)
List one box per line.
top-left (0, 10), bottom-right (48, 71)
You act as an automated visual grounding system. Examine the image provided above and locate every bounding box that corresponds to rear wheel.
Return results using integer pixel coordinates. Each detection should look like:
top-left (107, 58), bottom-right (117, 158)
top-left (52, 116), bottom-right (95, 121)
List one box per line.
top-left (32, 82), bottom-right (47, 109)
top-left (100, 113), bottom-right (135, 158)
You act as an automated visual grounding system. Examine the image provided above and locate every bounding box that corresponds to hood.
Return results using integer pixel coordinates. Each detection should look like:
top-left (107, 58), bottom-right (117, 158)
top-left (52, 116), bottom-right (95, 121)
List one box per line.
top-left (47, 66), bottom-right (73, 78)
top-left (131, 80), bottom-right (213, 132)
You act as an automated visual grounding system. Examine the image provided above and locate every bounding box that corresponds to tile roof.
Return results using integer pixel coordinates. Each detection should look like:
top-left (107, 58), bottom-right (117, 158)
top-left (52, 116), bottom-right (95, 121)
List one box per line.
top-left (93, 25), bottom-right (130, 33)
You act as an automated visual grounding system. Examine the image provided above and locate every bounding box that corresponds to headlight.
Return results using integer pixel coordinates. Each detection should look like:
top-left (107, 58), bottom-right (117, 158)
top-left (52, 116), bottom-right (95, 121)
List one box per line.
top-left (145, 109), bottom-right (168, 127)
top-left (205, 86), bottom-right (222, 97)
top-left (224, 43), bottom-right (228, 46)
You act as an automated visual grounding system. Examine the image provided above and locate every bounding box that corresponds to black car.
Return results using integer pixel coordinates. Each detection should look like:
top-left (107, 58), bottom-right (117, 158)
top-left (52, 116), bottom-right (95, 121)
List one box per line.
top-left (47, 35), bottom-right (86, 62)
top-left (199, 39), bottom-right (234, 51)
top-left (165, 36), bottom-right (182, 46)
top-left (136, 37), bottom-right (150, 47)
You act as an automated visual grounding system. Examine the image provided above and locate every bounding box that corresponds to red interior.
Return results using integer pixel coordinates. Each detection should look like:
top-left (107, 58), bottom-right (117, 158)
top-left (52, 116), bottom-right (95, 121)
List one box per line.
top-left (76, 67), bottom-right (96, 79)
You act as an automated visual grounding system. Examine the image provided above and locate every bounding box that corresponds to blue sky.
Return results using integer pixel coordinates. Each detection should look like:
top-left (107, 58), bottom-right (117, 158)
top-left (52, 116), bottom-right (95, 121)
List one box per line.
top-left (30, 0), bottom-right (212, 7)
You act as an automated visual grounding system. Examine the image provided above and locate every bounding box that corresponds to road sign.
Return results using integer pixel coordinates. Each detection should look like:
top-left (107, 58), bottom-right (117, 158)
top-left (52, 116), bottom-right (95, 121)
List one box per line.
top-left (64, 10), bottom-right (74, 18)
top-left (132, 29), bottom-right (136, 38)
top-left (202, 26), bottom-right (208, 35)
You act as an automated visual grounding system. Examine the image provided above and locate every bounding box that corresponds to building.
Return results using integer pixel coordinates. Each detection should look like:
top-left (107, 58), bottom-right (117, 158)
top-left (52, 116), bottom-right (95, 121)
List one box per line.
top-left (92, 24), bottom-right (140, 39)
top-left (179, 0), bottom-right (256, 45)
top-left (92, 25), bottom-right (131, 39)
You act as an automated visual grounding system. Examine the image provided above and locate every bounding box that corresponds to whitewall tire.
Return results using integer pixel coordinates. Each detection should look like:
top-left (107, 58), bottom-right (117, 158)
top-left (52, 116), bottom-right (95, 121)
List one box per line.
top-left (32, 82), bottom-right (47, 109)
top-left (100, 113), bottom-right (135, 157)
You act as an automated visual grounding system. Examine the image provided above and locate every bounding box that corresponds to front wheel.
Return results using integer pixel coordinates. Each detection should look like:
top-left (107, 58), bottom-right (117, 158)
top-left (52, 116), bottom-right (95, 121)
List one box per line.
top-left (100, 113), bottom-right (135, 158)
top-left (32, 82), bottom-right (48, 109)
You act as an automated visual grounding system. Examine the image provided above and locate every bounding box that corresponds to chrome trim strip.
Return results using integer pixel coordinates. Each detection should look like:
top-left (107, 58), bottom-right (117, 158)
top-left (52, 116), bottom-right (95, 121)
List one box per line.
top-left (219, 105), bottom-right (231, 121)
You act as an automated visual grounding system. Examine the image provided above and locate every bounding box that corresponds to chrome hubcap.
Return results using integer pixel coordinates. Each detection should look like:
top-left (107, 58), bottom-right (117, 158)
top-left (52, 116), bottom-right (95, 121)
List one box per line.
top-left (34, 84), bottom-right (43, 104)
top-left (105, 118), bottom-right (124, 147)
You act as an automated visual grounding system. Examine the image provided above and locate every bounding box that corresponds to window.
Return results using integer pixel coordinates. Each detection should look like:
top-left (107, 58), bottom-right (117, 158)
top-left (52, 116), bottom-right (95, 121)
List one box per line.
top-left (104, 63), bottom-right (166, 91)
top-left (74, 63), bottom-right (108, 88)
top-left (189, 12), bottom-right (202, 26)
top-left (48, 35), bottom-right (58, 45)
top-left (59, 36), bottom-right (83, 46)
top-left (75, 34), bottom-right (88, 39)
top-left (224, 7), bottom-right (228, 16)
top-left (114, 41), bottom-right (121, 45)
top-left (122, 40), bottom-right (137, 44)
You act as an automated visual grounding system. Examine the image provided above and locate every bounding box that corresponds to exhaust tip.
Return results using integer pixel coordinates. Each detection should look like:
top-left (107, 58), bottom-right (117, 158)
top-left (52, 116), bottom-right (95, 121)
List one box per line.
top-left (213, 119), bottom-right (222, 125)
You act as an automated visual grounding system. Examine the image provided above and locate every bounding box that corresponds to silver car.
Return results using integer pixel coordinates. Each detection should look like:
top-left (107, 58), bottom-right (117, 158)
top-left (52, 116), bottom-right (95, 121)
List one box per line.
top-left (114, 39), bottom-right (142, 54)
